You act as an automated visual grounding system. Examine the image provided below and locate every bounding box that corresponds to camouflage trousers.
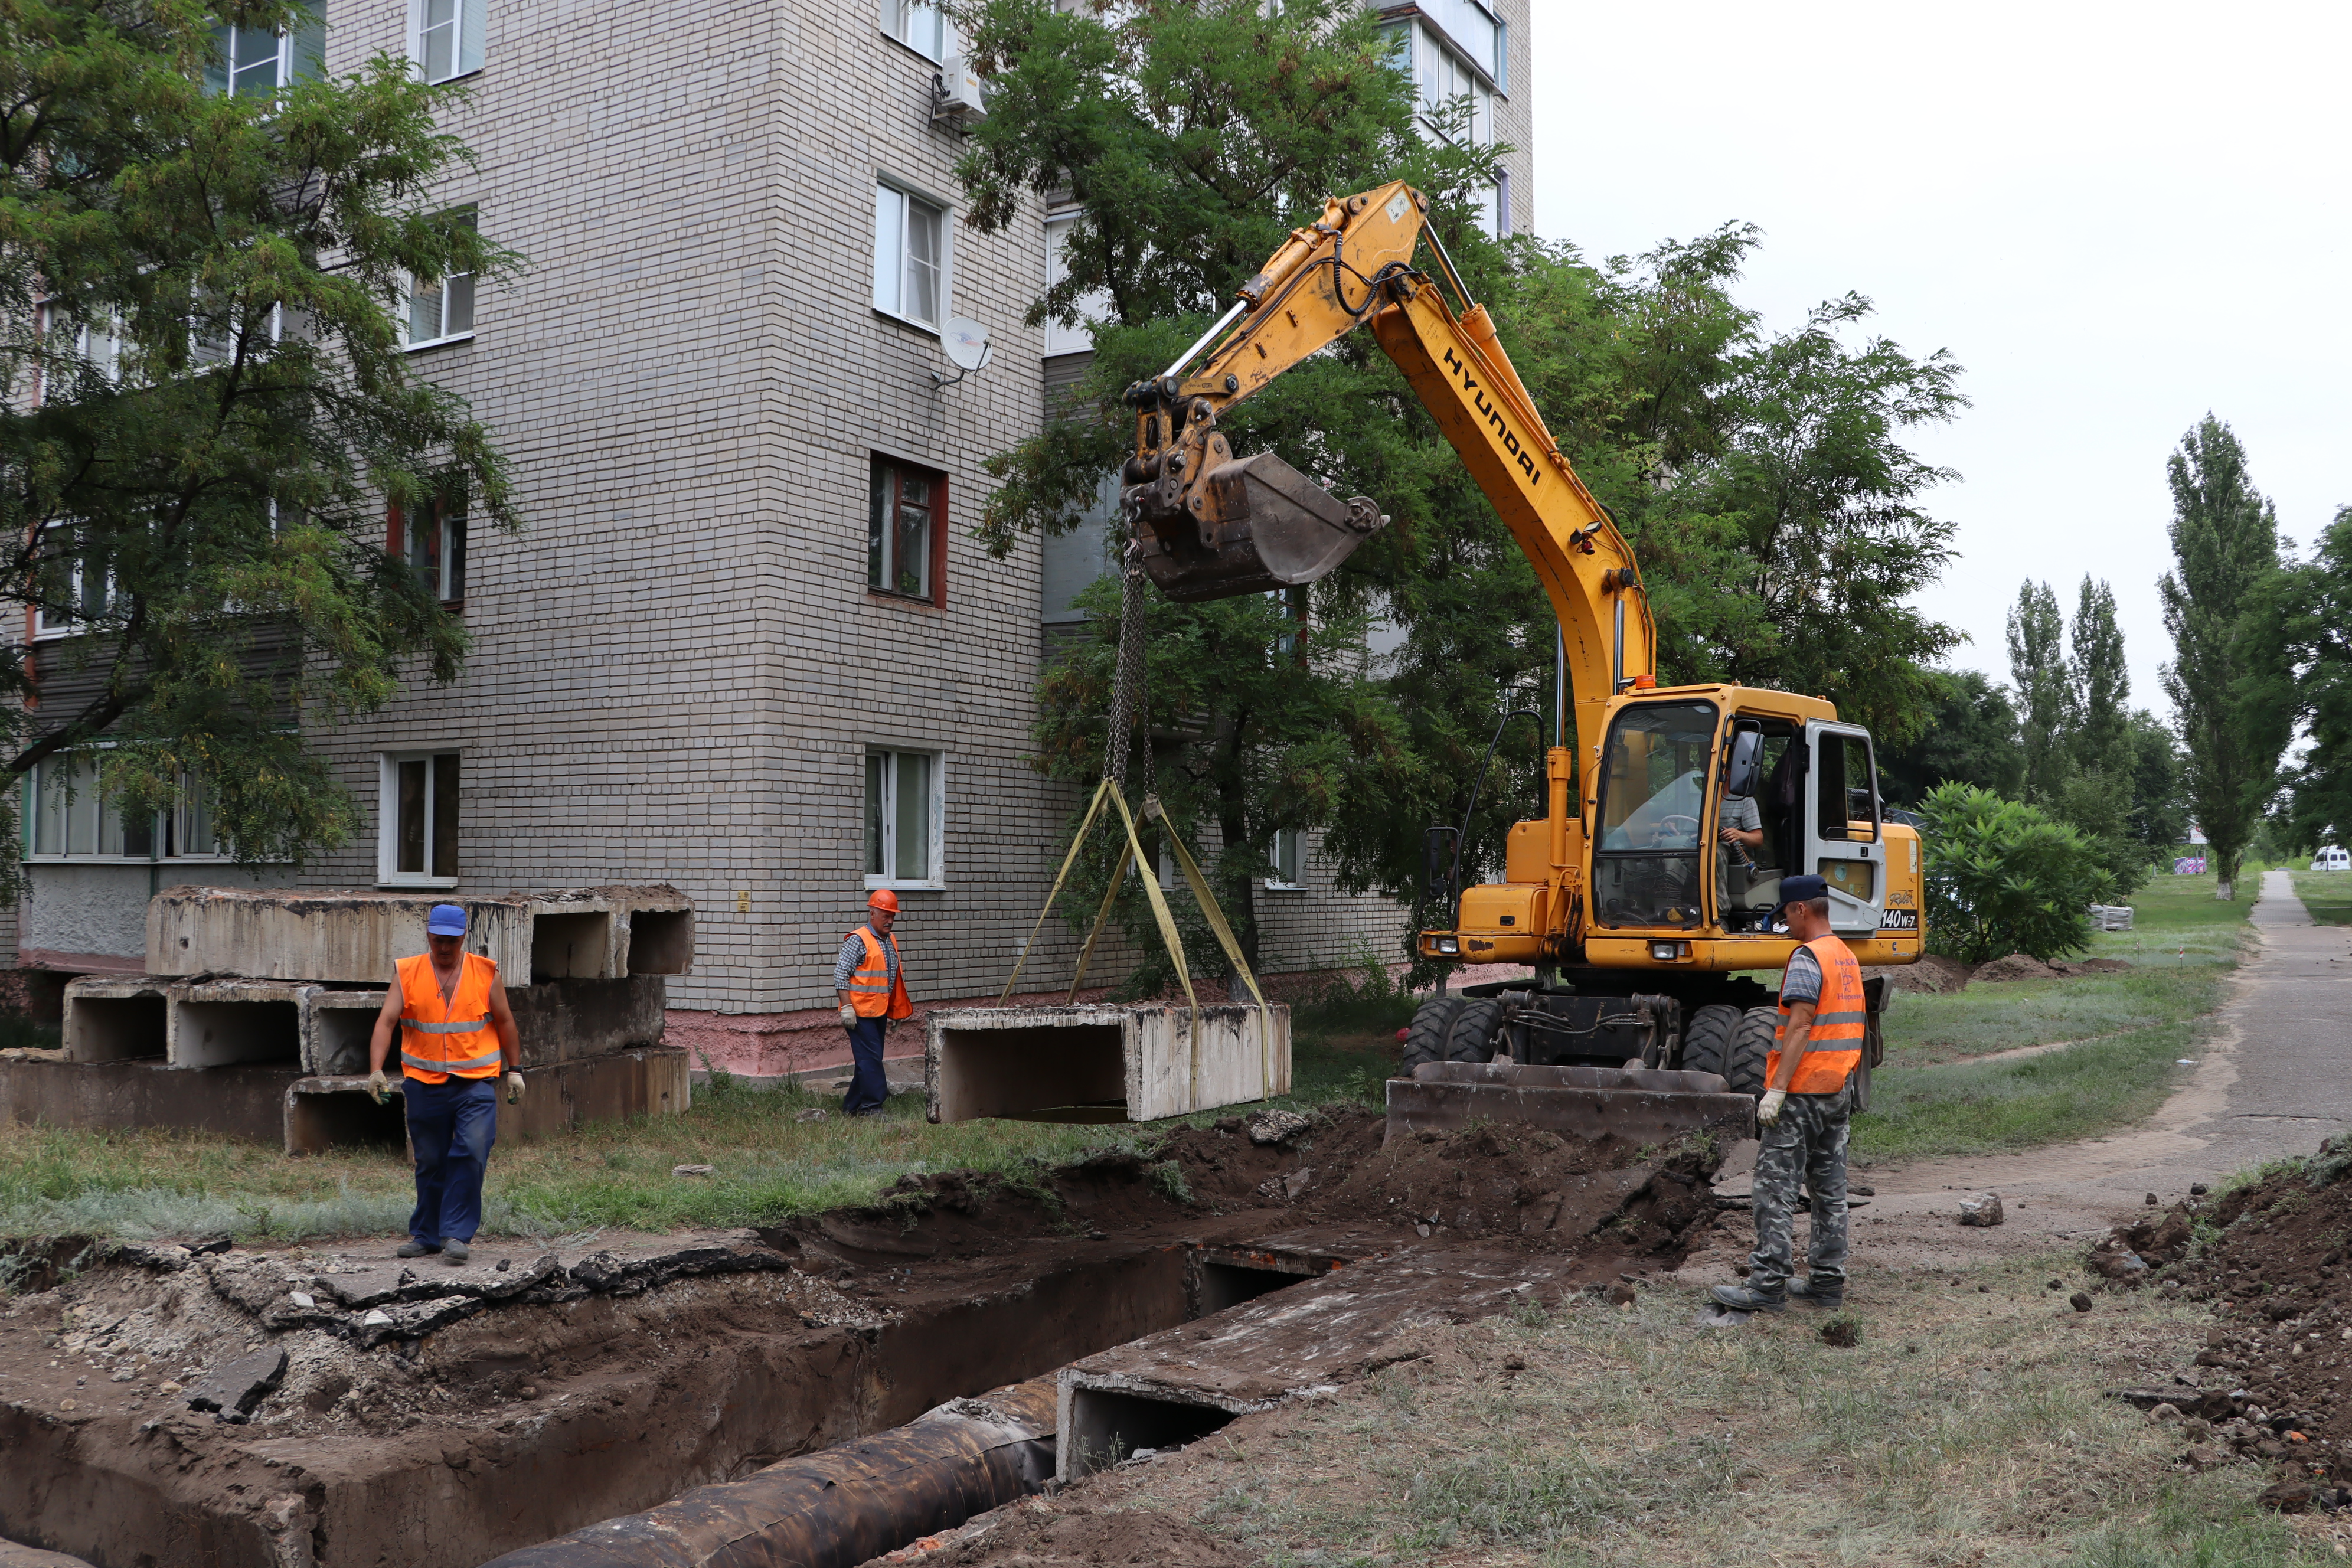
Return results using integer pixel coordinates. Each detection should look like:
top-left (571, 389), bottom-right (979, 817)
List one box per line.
top-left (1745, 1079), bottom-right (1853, 1295)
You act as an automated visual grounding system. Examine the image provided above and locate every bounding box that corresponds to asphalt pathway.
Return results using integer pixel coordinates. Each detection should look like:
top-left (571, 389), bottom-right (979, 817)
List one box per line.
top-left (1677, 869), bottom-right (2352, 1281)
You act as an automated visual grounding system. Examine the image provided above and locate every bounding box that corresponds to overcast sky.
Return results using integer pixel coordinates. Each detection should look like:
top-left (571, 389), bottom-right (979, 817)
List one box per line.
top-left (1530, 0), bottom-right (2352, 720)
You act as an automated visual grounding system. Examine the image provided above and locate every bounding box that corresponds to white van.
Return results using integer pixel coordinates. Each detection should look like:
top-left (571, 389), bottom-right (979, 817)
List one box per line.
top-left (2313, 847), bottom-right (2350, 871)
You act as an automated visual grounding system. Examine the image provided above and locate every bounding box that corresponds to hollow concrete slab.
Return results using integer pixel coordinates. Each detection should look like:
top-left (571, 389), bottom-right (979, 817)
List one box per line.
top-left (925, 1004), bottom-right (1290, 1123)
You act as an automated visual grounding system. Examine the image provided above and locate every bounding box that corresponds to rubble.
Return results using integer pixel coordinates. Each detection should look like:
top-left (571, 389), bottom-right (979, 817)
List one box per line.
top-left (1958, 1193), bottom-right (2004, 1227)
top-left (184, 1347), bottom-right (286, 1416)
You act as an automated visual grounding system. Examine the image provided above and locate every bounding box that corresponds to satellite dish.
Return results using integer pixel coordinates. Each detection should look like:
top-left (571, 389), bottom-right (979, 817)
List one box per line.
top-left (942, 317), bottom-right (992, 373)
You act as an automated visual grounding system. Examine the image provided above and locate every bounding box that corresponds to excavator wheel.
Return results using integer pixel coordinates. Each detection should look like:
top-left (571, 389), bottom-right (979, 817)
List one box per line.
top-left (1443, 998), bottom-right (1506, 1063)
top-left (1400, 997), bottom-right (1466, 1073)
top-left (1723, 1007), bottom-right (1776, 1097)
top-left (1679, 1004), bottom-right (1743, 1082)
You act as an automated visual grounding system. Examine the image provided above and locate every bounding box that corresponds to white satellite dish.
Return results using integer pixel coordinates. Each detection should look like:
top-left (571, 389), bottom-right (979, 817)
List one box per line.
top-left (942, 317), bottom-right (992, 372)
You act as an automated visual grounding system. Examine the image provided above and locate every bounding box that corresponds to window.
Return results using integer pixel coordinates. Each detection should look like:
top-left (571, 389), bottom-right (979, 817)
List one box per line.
top-left (379, 752), bottom-right (459, 886)
top-left (28, 757), bottom-right (223, 861)
top-left (872, 183), bottom-right (946, 329)
top-left (398, 501), bottom-right (467, 603)
top-left (411, 0), bottom-right (485, 83)
top-left (880, 0), bottom-right (946, 59)
top-left (1390, 19), bottom-right (1493, 145)
top-left (38, 303), bottom-right (121, 393)
top-left (1042, 213), bottom-right (1113, 357)
top-left (1266, 829), bottom-right (1304, 890)
top-left (205, 6), bottom-right (325, 100)
top-left (404, 210), bottom-right (477, 349)
top-left (864, 747), bottom-right (941, 888)
top-left (868, 458), bottom-right (942, 602)
top-left (34, 524), bottom-right (113, 639)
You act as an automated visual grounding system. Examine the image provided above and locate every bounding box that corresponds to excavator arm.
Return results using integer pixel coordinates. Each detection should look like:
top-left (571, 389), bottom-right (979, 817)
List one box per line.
top-left (1122, 178), bottom-right (1657, 780)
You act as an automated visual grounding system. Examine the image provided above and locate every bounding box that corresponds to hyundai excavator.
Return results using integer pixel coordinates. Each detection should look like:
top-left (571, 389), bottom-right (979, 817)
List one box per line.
top-left (1122, 180), bottom-right (1924, 1133)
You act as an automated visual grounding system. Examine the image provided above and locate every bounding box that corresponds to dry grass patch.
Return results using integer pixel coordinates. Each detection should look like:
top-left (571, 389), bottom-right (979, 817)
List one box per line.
top-left (1061, 1253), bottom-right (2326, 1566)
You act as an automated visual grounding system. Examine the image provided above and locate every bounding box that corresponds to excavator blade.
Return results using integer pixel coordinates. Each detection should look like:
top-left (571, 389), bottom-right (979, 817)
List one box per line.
top-left (1125, 450), bottom-right (1388, 603)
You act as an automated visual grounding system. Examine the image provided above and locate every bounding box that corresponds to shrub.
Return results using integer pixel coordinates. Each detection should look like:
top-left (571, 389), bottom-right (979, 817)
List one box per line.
top-left (1917, 783), bottom-right (2112, 963)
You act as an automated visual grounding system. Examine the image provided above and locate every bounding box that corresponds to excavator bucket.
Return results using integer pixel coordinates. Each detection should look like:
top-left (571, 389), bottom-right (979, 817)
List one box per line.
top-left (1385, 1061), bottom-right (1758, 1146)
top-left (1125, 449), bottom-right (1388, 603)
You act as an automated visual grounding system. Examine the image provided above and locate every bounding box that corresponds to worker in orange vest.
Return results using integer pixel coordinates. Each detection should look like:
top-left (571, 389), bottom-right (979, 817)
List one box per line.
top-left (1710, 873), bottom-right (1866, 1314)
top-left (365, 904), bottom-right (522, 1265)
top-left (832, 889), bottom-right (912, 1117)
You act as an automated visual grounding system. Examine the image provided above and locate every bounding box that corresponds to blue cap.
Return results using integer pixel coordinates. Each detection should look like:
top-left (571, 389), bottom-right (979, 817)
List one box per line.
top-left (426, 903), bottom-right (468, 936)
top-left (1769, 874), bottom-right (1830, 924)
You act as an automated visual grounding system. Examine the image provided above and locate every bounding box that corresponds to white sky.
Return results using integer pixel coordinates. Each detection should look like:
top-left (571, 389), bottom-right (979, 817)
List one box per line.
top-left (1530, 0), bottom-right (2352, 720)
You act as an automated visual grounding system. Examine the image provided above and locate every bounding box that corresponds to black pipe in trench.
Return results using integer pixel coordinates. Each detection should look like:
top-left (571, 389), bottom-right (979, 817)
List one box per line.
top-left (477, 1377), bottom-right (1057, 1568)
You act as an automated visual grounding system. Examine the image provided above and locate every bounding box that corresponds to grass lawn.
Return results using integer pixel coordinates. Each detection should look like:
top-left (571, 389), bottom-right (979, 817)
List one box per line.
top-left (1854, 871), bottom-right (2255, 1165)
top-left (2291, 870), bottom-right (2352, 926)
top-left (1065, 1247), bottom-right (2328, 1567)
top-left (0, 979), bottom-right (1416, 1244)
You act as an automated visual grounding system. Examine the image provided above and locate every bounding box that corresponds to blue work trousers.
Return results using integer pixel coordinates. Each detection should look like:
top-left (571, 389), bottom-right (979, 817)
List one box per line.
top-left (842, 1017), bottom-right (890, 1116)
top-left (406, 1074), bottom-right (499, 1246)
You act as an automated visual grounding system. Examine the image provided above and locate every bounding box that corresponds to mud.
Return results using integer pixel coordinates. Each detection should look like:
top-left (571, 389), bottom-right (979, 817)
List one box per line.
top-left (0, 1110), bottom-right (1723, 1567)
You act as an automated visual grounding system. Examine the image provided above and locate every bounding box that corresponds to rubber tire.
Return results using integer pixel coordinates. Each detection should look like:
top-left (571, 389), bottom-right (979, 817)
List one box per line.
top-left (1724, 1007), bottom-right (1776, 1097)
top-left (1445, 998), bottom-right (1506, 1063)
top-left (1680, 1004), bottom-right (1742, 1080)
top-left (1401, 998), bottom-right (1466, 1073)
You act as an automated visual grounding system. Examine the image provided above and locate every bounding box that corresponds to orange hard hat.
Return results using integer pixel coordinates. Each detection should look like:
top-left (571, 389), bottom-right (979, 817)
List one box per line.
top-left (867, 888), bottom-right (900, 912)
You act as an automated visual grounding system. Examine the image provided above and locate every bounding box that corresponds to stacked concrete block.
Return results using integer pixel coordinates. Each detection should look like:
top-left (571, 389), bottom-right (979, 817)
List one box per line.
top-left (925, 1004), bottom-right (1291, 1125)
top-left (24, 887), bottom-right (698, 1153)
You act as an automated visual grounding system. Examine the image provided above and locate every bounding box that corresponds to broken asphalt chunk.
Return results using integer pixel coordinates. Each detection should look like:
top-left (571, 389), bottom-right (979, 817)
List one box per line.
top-left (186, 1348), bottom-right (287, 1416)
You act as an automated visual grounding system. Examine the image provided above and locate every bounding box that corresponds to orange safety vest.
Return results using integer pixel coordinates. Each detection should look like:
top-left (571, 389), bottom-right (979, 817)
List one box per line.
top-left (844, 925), bottom-right (912, 1020)
top-left (1768, 934), bottom-right (1867, 1095)
top-left (396, 951), bottom-right (503, 1084)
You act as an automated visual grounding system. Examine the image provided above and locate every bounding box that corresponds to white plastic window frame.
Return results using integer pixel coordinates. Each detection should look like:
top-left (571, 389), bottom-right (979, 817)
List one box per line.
top-left (377, 750), bottom-right (460, 888)
top-left (32, 522), bottom-right (113, 641)
top-left (880, 0), bottom-right (948, 61)
top-left (1411, 22), bottom-right (1493, 146)
top-left (409, 0), bottom-right (486, 84)
top-left (23, 753), bottom-right (231, 864)
top-left (1265, 828), bottom-right (1306, 891)
top-left (401, 211), bottom-right (478, 352)
top-left (863, 745), bottom-right (945, 891)
top-left (871, 179), bottom-right (950, 333)
top-left (1041, 211), bottom-right (1113, 358)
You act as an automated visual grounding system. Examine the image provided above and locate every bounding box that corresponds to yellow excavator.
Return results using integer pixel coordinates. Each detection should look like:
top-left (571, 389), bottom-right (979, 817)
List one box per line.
top-left (1122, 180), bottom-right (1923, 1122)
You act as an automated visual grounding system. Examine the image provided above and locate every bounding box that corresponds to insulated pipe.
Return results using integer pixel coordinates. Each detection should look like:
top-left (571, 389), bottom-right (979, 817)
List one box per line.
top-left (478, 1379), bottom-right (1057, 1568)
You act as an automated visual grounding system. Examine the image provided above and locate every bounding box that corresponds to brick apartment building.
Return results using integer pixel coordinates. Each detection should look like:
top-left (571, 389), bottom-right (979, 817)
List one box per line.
top-left (12, 0), bottom-right (1533, 1074)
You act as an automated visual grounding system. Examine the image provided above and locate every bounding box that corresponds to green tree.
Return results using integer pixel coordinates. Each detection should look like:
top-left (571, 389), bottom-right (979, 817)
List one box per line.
top-left (2157, 416), bottom-right (2290, 899)
top-left (1877, 668), bottom-right (2023, 806)
top-left (2069, 576), bottom-right (2129, 771)
top-left (2005, 578), bottom-right (2070, 803)
top-left (1917, 782), bottom-right (2109, 963)
top-left (2256, 506), bottom-right (2352, 854)
top-left (1, 0), bottom-right (513, 876)
top-left (2125, 709), bottom-right (2188, 849)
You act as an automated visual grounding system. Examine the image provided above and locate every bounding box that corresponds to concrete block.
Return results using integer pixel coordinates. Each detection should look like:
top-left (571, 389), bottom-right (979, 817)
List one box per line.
top-left (61, 976), bottom-right (174, 1063)
top-left (304, 989), bottom-right (385, 1076)
top-left (925, 1004), bottom-right (1289, 1124)
top-left (0, 1056), bottom-right (291, 1144)
top-left (168, 981), bottom-right (312, 1070)
top-left (146, 885), bottom-right (697, 987)
top-left (286, 1048), bottom-right (690, 1154)
top-left (1383, 1061), bottom-right (1757, 1145)
top-left (508, 974), bottom-right (668, 1066)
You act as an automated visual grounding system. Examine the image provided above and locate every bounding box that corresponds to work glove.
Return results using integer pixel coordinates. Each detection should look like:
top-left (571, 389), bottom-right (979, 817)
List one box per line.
top-left (1758, 1088), bottom-right (1786, 1129)
top-left (505, 1070), bottom-right (525, 1105)
top-left (838, 1004), bottom-right (858, 1030)
top-left (367, 1068), bottom-right (390, 1105)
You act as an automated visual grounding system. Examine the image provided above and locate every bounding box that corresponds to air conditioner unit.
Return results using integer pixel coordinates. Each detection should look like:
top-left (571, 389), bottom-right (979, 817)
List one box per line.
top-left (934, 57), bottom-right (986, 124)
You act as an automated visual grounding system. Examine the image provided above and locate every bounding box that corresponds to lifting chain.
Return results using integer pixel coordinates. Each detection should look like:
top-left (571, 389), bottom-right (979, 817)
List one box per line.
top-left (1103, 544), bottom-right (1151, 790)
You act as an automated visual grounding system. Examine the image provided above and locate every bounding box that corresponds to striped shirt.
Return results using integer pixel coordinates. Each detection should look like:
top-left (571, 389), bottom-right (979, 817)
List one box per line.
top-left (833, 926), bottom-right (898, 994)
top-left (1781, 945), bottom-right (1822, 1007)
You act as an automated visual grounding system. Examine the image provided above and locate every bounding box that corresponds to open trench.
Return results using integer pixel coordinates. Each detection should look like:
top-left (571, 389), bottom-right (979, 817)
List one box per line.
top-left (0, 1110), bottom-right (1727, 1568)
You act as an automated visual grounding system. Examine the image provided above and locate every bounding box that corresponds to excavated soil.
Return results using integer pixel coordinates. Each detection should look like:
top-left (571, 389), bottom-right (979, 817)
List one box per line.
top-left (925, 1502), bottom-right (1251, 1566)
top-left (2093, 1135), bottom-right (2352, 1510)
top-left (0, 1109), bottom-right (1724, 1567)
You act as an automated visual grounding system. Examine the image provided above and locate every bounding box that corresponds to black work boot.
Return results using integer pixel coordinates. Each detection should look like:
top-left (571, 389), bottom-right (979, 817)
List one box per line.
top-left (1788, 1275), bottom-right (1844, 1309)
top-left (396, 1240), bottom-right (439, 1259)
top-left (1709, 1282), bottom-right (1786, 1313)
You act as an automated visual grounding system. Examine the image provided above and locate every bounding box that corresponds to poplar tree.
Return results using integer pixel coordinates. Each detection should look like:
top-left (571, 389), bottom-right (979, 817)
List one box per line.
top-left (2158, 416), bottom-right (2289, 899)
top-left (2069, 576), bottom-right (2130, 771)
top-left (0, 0), bottom-right (514, 878)
top-left (2006, 579), bottom-right (2070, 803)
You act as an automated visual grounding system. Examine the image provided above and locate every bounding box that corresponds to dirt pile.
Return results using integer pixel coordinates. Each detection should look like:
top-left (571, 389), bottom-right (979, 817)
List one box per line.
top-left (913, 1501), bottom-right (1252, 1566)
top-left (1868, 953), bottom-right (1974, 994)
top-left (2098, 1138), bottom-right (2352, 1509)
top-left (828, 1109), bottom-right (1722, 1264)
